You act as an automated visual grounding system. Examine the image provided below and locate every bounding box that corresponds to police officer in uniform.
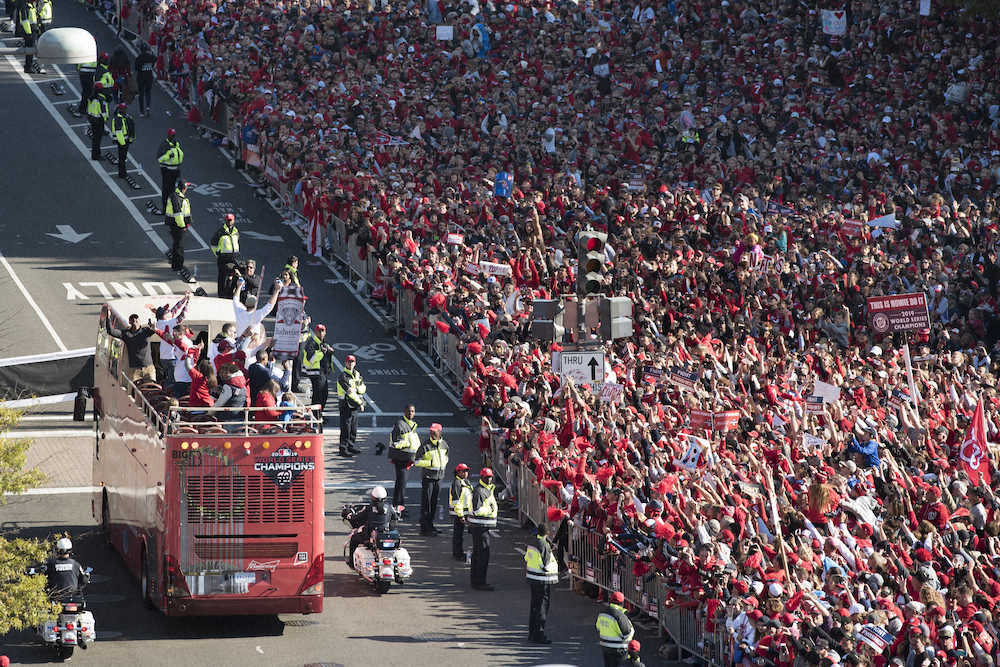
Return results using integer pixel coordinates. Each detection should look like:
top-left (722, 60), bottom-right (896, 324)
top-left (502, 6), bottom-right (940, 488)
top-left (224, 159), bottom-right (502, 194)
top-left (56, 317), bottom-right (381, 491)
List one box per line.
top-left (449, 463), bottom-right (472, 559)
top-left (346, 486), bottom-right (400, 568)
top-left (95, 51), bottom-right (114, 89)
top-left (467, 467), bottom-right (498, 591)
top-left (283, 255), bottom-right (300, 286)
top-left (36, 0), bottom-right (52, 34)
top-left (596, 591), bottom-right (635, 667)
top-left (75, 58), bottom-right (97, 116)
top-left (14, 0), bottom-right (38, 74)
top-left (525, 521), bottom-right (558, 644)
top-left (110, 102), bottom-right (135, 179)
top-left (87, 82), bottom-right (110, 160)
top-left (134, 43), bottom-right (156, 116)
top-left (210, 213), bottom-right (240, 297)
top-left (388, 404), bottom-right (420, 512)
top-left (624, 641), bottom-right (645, 667)
top-left (301, 324), bottom-right (334, 430)
top-left (165, 181), bottom-right (193, 277)
top-left (414, 423), bottom-right (449, 535)
top-left (337, 354), bottom-right (365, 455)
top-left (156, 128), bottom-right (183, 215)
top-left (41, 538), bottom-right (88, 599)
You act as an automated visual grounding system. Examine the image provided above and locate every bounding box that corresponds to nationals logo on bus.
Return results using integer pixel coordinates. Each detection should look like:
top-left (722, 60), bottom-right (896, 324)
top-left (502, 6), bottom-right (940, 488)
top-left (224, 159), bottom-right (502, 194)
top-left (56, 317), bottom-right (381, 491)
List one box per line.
top-left (254, 446), bottom-right (315, 490)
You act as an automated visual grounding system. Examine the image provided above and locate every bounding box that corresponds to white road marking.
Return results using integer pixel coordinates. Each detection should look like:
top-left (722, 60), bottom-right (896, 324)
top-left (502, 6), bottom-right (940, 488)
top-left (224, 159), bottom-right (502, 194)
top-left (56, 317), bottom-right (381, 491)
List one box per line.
top-left (129, 193), bottom-right (160, 200)
top-left (0, 348), bottom-right (94, 367)
top-left (255, 646), bottom-right (264, 655)
top-left (0, 249), bottom-right (68, 352)
top-left (68, 122), bottom-right (88, 128)
top-left (8, 429), bottom-right (95, 438)
top-left (4, 486), bottom-right (98, 496)
top-left (15, 414), bottom-right (79, 422)
top-left (0, 392), bottom-right (77, 409)
top-left (7, 56), bottom-right (169, 254)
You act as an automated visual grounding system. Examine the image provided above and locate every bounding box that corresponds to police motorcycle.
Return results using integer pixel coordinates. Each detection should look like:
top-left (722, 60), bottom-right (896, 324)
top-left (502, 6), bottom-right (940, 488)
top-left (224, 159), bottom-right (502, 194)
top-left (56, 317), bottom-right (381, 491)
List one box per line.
top-left (341, 486), bottom-right (413, 593)
top-left (27, 538), bottom-right (97, 661)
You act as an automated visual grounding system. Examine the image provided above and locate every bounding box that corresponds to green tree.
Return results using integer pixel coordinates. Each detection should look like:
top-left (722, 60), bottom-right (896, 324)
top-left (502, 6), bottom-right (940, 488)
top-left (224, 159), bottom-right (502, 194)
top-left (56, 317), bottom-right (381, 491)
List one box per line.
top-left (0, 405), bottom-right (55, 635)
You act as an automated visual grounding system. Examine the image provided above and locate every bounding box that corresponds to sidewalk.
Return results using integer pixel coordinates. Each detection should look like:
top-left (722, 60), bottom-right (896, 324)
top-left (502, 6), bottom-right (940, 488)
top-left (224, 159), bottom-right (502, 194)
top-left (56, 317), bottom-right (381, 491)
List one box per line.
top-left (6, 399), bottom-right (94, 489)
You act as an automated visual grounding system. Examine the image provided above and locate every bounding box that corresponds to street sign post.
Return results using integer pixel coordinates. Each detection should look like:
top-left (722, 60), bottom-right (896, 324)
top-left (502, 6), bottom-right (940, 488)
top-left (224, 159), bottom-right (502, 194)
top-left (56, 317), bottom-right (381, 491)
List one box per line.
top-left (560, 349), bottom-right (605, 385)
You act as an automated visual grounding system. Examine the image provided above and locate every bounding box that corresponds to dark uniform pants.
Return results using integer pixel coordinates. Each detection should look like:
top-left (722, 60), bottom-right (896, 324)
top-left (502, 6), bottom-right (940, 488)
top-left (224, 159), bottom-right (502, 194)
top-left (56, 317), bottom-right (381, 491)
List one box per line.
top-left (470, 526), bottom-right (490, 586)
top-left (23, 34), bottom-right (34, 72)
top-left (339, 399), bottom-right (358, 447)
top-left (309, 374), bottom-right (328, 417)
top-left (169, 225), bottom-right (186, 270)
top-left (392, 460), bottom-right (408, 507)
top-left (137, 75), bottom-right (152, 114)
top-left (452, 516), bottom-right (465, 557)
top-left (602, 647), bottom-right (626, 667)
top-left (160, 167), bottom-right (179, 212)
top-left (420, 477), bottom-right (439, 531)
top-left (216, 253), bottom-right (237, 297)
top-left (529, 581), bottom-right (551, 639)
top-left (117, 142), bottom-right (129, 178)
top-left (77, 72), bottom-right (94, 114)
top-left (89, 116), bottom-right (104, 159)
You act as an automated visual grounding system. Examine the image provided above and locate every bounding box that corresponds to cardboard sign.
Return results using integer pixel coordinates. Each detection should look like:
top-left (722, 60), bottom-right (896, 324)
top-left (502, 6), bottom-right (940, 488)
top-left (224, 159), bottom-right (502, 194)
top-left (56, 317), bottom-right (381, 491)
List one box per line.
top-left (813, 380), bottom-right (841, 404)
top-left (888, 388), bottom-right (913, 410)
top-left (446, 233), bottom-right (464, 245)
top-left (806, 396), bottom-right (825, 414)
top-left (858, 624), bottom-right (895, 652)
top-left (673, 434), bottom-right (710, 471)
top-left (271, 287), bottom-right (307, 359)
top-left (436, 25), bottom-right (454, 40)
top-left (599, 382), bottom-right (624, 404)
top-left (713, 410), bottom-right (740, 432)
top-left (464, 262), bottom-right (480, 274)
top-left (867, 292), bottom-right (930, 333)
top-left (803, 433), bottom-right (826, 452)
top-left (842, 219), bottom-right (865, 237)
top-left (919, 0), bottom-right (931, 15)
top-left (689, 409), bottom-right (714, 430)
top-left (669, 368), bottom-right (699, 391)
top-left (821, 8), bottom-right (847, 35)
top-left (642, 366), bottom-right (663, 384)
top-left (479, 261), bottom-right (512, 277)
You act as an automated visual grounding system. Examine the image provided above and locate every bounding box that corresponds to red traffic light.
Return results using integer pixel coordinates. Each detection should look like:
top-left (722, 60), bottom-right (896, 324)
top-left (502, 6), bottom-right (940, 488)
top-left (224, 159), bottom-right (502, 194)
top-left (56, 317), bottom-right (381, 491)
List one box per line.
top-left (586, 236), bottom-right (603, 252)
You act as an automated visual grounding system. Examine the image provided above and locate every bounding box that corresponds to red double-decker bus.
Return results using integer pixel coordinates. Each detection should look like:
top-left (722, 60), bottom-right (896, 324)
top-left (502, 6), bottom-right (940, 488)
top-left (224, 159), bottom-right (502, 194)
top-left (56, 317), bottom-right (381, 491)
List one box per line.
top-left (92, 296), bottom-right (324, 615)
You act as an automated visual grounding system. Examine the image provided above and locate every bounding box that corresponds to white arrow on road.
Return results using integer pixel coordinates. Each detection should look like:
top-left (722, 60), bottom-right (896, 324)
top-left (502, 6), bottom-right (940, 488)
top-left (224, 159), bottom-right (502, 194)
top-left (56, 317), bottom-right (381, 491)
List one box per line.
top-left (242, 231), bottom-right (285, 242)
top-left (46, 225), bottom-right (92, 244)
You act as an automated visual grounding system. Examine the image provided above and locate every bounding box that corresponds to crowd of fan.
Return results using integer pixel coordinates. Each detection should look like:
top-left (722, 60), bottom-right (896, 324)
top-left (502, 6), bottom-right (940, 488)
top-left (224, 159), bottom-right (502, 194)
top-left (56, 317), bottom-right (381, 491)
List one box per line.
top-left (134, 0), bottom-right (1000, 663)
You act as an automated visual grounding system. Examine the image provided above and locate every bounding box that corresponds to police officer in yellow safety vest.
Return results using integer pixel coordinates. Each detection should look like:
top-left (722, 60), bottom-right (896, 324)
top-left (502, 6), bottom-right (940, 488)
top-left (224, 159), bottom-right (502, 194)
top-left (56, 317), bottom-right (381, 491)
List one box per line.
top-left (449, 462), bottom-right (472, 559)
top-left (388, 404), bottom-right (420, 511)
top-left (165, 182), bottom-right (193, 277)
top-left (96, 51), bottom-right (114, 90)
top-left (87, 82), bottom-right (110, 161)
top-left (14, 0), bottom-right (38, 74)
top-left (111, 103), bottom-right (135, 179)
top-left (596, 591), bottom-right (635, 667)
top-left (75, 59), bottom-right (97, 116)
top-left (301, 323), bottom-right (334, 433)
top-left (525, 521), bottom-right (558, 644)
top-left (337, 354), bottom-right (365, 455)
top-left (36, 0), bottom-right (52, 34)
top-left (283, 255), bottom-right (300, 286)
top-left (156, 128), bottom-right (184, 215)
top-left (467, 467), bottom-right (498, 591)
top-left (414, 423), bottom-right (449, 536)
top-left (210, 213), bottom-right (240, 298)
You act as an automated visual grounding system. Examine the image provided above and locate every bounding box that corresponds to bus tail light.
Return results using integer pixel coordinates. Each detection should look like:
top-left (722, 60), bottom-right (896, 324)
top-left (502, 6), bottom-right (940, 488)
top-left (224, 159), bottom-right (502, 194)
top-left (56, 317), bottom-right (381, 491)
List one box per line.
top-left (165, 555), bottom-right (191, 598)
top-left (297, 553), bottom-right (324, 596)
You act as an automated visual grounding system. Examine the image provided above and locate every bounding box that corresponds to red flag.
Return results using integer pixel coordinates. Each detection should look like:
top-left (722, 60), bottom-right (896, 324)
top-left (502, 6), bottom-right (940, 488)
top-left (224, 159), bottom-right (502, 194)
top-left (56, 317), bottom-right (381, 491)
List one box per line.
top-left (960, 400), bottom-right (991, 486)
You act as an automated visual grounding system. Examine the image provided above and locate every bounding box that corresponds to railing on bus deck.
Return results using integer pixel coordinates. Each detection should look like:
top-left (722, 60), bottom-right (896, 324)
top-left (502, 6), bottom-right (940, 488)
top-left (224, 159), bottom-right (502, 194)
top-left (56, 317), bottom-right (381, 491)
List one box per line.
top-left (118, 367), bottom-right (166, 436)
top-left (164, 404), bottom-right (323, 436)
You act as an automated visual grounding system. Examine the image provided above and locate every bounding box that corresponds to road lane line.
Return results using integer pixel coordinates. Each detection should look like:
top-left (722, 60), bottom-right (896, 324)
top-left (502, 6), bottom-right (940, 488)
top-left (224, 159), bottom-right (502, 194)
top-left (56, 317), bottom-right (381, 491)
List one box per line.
top-left (129, 193), bottom-right (159, 200)
top-left (7, 429), bottom-right (95, 438)
top-left (68, 122), bottom-right (88, 128)
top-left (6, 56), bottom-right (170, 254)
top-left (0, 250), bottom-right (68, 352)
top-left (50, 65), bottom-right (211, 253)
top-left (4, 486), bottom-right (98, 496)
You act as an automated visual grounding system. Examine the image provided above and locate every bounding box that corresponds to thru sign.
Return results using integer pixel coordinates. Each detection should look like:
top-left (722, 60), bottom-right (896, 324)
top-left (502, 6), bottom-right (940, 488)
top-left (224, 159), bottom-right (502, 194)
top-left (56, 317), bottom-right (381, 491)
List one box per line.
top-left (560, 350), bottom-right (605, 386)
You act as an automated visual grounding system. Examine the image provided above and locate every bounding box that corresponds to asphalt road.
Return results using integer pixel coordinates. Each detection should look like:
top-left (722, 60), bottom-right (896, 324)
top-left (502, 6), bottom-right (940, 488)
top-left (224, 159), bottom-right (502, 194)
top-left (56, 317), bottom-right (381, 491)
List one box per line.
top-left (0, 492), bottom-right (661, 667)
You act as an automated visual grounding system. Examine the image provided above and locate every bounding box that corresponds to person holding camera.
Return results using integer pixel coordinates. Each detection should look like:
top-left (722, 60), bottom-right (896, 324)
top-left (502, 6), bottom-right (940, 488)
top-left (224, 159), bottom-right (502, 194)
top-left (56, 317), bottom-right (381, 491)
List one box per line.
top-left (211, 213), bottom-right (240, 297)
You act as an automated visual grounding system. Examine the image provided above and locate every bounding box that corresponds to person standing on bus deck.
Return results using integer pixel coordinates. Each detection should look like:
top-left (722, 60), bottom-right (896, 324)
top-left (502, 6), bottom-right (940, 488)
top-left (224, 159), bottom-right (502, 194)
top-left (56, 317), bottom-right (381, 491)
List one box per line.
top-left (156, 128), bottom-right (183, 215)
top-left (337, 354), bottom-right (366, 455)
top-left (468, 467), bottom-right (498, 591)
top-left (134, 43), bottom-right (155, 117)
top-left (596, 591), bottom-right (635, 667)
top-left (153, 293), bottom-right (190, 385)
top-left (86, 82), bottom-right (110, 161)
top-left (211, 213), bottom-right (240, 297)
top-left (449, 463), bottom-right (473, 559)
top-left (301, 324), bottom-right (334, 425)
top-left (106, 312), bottom-right (158, 382)
top-left (283, 255), bottom-right (301, 286)
top-left (414, 423), bottom-right (449, 536)
top-left (111, 103), bottom-right (135, 180)
top-left (525, 521), bottom-right (558, 644)
top-left (388, 404), bottom-right (420, 513)
top-left (165, 181), bottom-right (194, 279)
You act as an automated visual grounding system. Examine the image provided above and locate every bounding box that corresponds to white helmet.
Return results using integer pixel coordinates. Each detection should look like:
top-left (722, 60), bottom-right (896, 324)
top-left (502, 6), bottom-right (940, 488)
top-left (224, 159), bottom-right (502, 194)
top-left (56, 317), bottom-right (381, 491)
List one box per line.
top-left (370, 486), bottom-right (387, 502)
top-left (56, 537), bottom-right (73, 554)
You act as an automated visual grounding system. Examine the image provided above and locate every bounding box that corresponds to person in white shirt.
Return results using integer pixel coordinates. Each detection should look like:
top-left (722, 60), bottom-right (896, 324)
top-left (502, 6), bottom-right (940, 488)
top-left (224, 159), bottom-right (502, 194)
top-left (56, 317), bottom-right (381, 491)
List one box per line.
top-left (154, 293), bottom-right (190, 384)
top-left (233, 277), bottom-right (283, 339)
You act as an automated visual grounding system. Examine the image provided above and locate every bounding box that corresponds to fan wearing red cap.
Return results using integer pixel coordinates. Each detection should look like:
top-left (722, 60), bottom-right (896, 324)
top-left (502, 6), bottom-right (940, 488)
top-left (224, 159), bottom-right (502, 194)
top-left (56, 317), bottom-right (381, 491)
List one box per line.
top-left (210, 209), bottom-right (241, 297)
top-left (111, 100), bottom-right (136, 180)
top-left (597, 590), bottom-right (635, 663)
top-left (468, 466), bottom-right (498, 590)
top-left (627, 640), bottom-right (644, 665)
top-left (157, 127), bottom-right (184, 217)
top-left (414, 423), bottom-right (449, 536)
top-left (336, 351), bottom-right (366, 455)
top-left (449, 461), bottom-right (473, 559)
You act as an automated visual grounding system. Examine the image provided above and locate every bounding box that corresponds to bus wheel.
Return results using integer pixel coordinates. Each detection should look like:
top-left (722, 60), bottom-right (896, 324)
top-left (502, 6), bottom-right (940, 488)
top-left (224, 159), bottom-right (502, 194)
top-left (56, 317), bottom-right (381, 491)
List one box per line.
top-left (140, 547), bottom-right (153, 609)
top-left (101, 492), bottom-right (111, 545)
top-left (375, 580), bottom-right (392, 594)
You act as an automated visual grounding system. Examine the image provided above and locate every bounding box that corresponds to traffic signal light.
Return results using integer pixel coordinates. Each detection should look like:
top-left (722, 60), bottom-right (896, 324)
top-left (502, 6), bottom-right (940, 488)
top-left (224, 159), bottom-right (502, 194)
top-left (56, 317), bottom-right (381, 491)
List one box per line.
top-left (597, 296), bottom-right (633, 340)
top-left (530, 299), bottom-right (565, 341)
top-left (577, 231), bottom-right (608, 297)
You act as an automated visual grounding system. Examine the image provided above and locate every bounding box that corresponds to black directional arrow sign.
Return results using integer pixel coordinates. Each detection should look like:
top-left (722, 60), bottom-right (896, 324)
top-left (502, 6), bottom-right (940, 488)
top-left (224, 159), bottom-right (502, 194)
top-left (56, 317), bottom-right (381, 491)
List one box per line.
top-left (559, 350), bottom-right (606, 386)
top-left (587, 357), bottom-right (599, 380)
